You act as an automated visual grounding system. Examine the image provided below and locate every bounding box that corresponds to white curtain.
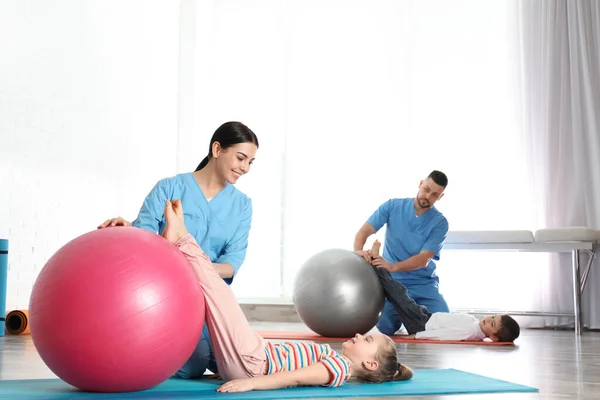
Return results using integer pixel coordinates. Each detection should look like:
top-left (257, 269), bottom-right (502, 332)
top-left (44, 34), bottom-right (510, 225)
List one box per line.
top-left (514, 0), bottom-right (600, 328)
top-left (277, 0), bottom-right (542, 311)
top-left (182, 0), bottom-right (600, 328)
top-left (182, 0), bottom-right (288, 299)
top-left (183, 0), bottom-right (544, 314)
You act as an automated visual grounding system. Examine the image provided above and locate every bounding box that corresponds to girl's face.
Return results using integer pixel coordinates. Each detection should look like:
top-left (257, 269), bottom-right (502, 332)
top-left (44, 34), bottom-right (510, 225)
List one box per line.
top-left (341, 333), bottom-right (387, 370)
top-left (213, 142), bottom-right (257, 184)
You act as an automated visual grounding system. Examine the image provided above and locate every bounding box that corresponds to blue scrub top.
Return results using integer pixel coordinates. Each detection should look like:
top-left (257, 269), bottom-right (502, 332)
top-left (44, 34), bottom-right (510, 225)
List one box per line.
top-left (367, 198), bottom-right (448, 284)
top-left (131, 172), bottom-right (253, 285)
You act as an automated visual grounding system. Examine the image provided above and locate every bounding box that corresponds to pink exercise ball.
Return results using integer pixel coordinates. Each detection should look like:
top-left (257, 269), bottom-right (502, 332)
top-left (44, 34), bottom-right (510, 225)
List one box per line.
top-left (28, 227), bottom-right (206, 393)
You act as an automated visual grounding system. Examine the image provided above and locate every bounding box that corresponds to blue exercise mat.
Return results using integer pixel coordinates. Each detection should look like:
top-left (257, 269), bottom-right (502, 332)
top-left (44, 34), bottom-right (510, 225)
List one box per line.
top-left (0, 369), bottom-right (537, 399)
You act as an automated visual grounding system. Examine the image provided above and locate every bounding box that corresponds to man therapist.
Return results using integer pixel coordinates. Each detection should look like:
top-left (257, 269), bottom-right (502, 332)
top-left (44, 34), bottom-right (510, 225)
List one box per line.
top-left (353, 170), bottom-right (450, 336)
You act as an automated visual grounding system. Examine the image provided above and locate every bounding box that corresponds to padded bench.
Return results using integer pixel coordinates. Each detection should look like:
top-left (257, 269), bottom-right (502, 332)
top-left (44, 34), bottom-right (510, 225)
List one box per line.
top-left (443, 227), bottom-right (600, 334)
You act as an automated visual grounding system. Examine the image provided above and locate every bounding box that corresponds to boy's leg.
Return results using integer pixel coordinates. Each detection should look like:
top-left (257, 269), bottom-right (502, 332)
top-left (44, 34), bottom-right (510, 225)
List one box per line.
top-left (373, 267), bottom-right (432, 334)
top-left (174, 234), bottom-right (267, 381)
top-left (376, 300), bottom-right (404, 335)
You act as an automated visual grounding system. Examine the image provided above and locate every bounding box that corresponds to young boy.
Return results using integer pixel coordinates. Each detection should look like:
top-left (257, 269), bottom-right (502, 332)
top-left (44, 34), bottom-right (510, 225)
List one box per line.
top-left (369, 241), bottom-right (520, 343)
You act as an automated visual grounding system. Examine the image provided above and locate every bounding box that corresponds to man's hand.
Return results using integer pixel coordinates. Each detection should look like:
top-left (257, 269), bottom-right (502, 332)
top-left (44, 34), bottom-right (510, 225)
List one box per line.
top-left (97, 217), bottom-right (131, 229)
top-left (371, 255), bottom-right (393, 271)
top-left (354, 250), bottom-right (373, 263)
top-left (217, 378), bottom-right (255, 393)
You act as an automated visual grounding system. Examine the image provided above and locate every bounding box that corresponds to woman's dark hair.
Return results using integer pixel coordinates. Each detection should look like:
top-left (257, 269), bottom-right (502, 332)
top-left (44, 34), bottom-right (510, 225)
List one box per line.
top-left (195, 122), bottom-right (259, 171)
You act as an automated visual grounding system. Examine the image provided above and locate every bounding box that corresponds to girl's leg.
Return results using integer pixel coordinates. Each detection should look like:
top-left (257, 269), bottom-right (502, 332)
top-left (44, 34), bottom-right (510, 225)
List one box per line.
top-left (174, 234), bottom-right (267, 381)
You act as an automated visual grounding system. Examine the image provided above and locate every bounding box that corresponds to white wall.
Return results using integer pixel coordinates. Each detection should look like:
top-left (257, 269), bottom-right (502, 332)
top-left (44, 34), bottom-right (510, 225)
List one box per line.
top-left (0, 0), bottom-right (181, 309)
top-left (177, 0), bottom-right (287, 299)
top-left (1, 0), bottom-right (583, 327)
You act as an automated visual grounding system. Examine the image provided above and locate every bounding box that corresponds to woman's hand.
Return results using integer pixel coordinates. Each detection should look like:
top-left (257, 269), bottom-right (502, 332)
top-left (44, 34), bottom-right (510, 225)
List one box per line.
top-left (217, 378), bottom-right (255, 393)
top-left (97, 217), bottom-right (131, 229)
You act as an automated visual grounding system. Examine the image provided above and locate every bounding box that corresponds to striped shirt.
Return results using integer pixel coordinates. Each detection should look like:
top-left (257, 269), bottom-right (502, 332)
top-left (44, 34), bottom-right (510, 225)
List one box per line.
top-left (264, 341), bottom-right (352, 387)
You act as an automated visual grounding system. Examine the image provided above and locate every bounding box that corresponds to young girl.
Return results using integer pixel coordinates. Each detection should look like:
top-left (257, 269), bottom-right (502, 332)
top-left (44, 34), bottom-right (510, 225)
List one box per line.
top-left (160, 199), bottom-right (413, 393)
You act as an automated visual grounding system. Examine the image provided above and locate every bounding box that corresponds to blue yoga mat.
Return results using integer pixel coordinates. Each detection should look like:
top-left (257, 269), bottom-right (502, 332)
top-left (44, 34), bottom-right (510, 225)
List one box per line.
top-left (0, 369), bottom-right (537, 399)
top-left (0, 239), bottom-right (8, 338)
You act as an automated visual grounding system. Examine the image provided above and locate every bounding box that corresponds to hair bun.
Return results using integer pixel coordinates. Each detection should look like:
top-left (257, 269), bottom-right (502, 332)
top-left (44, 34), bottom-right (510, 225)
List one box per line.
top-left (395, 363), bottom-right (414, 381)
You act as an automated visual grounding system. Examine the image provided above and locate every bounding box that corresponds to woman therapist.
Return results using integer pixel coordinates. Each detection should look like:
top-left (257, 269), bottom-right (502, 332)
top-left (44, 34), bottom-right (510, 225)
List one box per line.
top-left (98, 121), bottom-right (259, 379)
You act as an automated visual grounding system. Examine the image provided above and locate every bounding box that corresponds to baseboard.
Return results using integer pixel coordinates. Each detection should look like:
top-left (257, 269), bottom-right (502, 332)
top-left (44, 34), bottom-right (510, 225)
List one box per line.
top-left (240, 302), bottom-right (301, 323)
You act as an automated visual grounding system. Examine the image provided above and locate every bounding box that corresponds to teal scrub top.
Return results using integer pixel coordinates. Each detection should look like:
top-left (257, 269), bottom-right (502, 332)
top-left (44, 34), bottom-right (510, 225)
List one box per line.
top-left (367, 198), bottom-right (448, 284)
top-left (132, 172), bottom-right (253, 285)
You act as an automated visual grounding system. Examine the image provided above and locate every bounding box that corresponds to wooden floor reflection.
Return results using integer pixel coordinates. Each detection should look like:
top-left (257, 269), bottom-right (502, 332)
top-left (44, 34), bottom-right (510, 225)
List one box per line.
top-left (1, 322), bottom-right (598, 399)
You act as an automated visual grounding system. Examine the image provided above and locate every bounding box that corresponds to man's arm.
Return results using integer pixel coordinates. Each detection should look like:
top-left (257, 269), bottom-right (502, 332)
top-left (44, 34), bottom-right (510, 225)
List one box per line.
top-left (353, 222), bottom-right (376, 251)
top-left (371, 250), bottom-right (434, 272)
top-left (389, 250), bottom-right (435, 272)
top-left (390, 218), bottom-right (448, 272)
top-left (355, 199), bottom-right (393, 251)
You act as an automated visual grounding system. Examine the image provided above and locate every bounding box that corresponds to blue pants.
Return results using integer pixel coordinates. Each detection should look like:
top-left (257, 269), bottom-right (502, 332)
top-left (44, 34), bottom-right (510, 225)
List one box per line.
top-left (174, 324), bottom-right (218, 379)
top-left (376, 281), bottom-right (449, 335)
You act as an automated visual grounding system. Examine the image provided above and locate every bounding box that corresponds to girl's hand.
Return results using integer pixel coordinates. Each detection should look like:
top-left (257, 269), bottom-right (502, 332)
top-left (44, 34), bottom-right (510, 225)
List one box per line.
top-left (217, 378), bottom-right (255, 393)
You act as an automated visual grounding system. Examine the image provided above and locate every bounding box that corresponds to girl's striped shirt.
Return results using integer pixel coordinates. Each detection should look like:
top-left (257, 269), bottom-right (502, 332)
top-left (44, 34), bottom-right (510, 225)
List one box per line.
top-left (264, 341), bottom-right (352, 387)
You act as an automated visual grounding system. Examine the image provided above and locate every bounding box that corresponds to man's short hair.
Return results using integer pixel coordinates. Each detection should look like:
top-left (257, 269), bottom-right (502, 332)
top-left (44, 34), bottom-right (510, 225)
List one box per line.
top-left (427, 170), bottom-right (448, 188)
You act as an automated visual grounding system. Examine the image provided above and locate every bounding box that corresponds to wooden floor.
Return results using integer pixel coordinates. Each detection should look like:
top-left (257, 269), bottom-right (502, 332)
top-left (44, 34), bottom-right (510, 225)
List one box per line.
top-left (1, 322), bottom-right (599, 399)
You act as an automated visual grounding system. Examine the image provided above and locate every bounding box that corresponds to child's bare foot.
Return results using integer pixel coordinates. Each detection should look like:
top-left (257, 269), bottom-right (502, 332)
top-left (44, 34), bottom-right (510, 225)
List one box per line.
top-left (162, 199), bottom-right (189, 243)
top-left (371, 240), bottom-right (381, 257)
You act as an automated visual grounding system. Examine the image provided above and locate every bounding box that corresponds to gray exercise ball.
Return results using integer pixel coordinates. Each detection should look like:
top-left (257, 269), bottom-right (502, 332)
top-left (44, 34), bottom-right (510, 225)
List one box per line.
top-left (292, 248), bottom-right (385, 337)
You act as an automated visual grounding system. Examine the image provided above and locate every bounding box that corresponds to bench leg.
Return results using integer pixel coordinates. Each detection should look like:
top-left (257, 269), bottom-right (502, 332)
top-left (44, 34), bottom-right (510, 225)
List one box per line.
top-left (572, 249), bottom-right (582, 335)
top-left (580, 244), bottom-right (597, 293)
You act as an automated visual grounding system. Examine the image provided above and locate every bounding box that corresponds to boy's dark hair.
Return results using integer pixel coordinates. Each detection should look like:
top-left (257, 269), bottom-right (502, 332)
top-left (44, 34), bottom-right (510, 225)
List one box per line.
top-left (427, 170), bottom-right (448, 188)
top-left (497, 315), bottom-right (520, 342)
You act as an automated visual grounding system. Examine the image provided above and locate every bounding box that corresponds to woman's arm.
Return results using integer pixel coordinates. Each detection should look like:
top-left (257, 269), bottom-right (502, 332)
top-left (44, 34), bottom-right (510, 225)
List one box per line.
top-left (214, 199), bottom-right (253, 284)
top-left (211, 263), bottom-right (235, 280)
top-left (130, 180), bottom-right (170, 233)
top-left (217, 363), bottom-right (332, 393)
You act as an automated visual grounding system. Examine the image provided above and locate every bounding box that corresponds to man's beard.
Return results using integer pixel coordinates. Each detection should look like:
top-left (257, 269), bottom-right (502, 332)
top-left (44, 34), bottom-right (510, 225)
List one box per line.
top-left (418, 198), bottom-right (431, 208)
